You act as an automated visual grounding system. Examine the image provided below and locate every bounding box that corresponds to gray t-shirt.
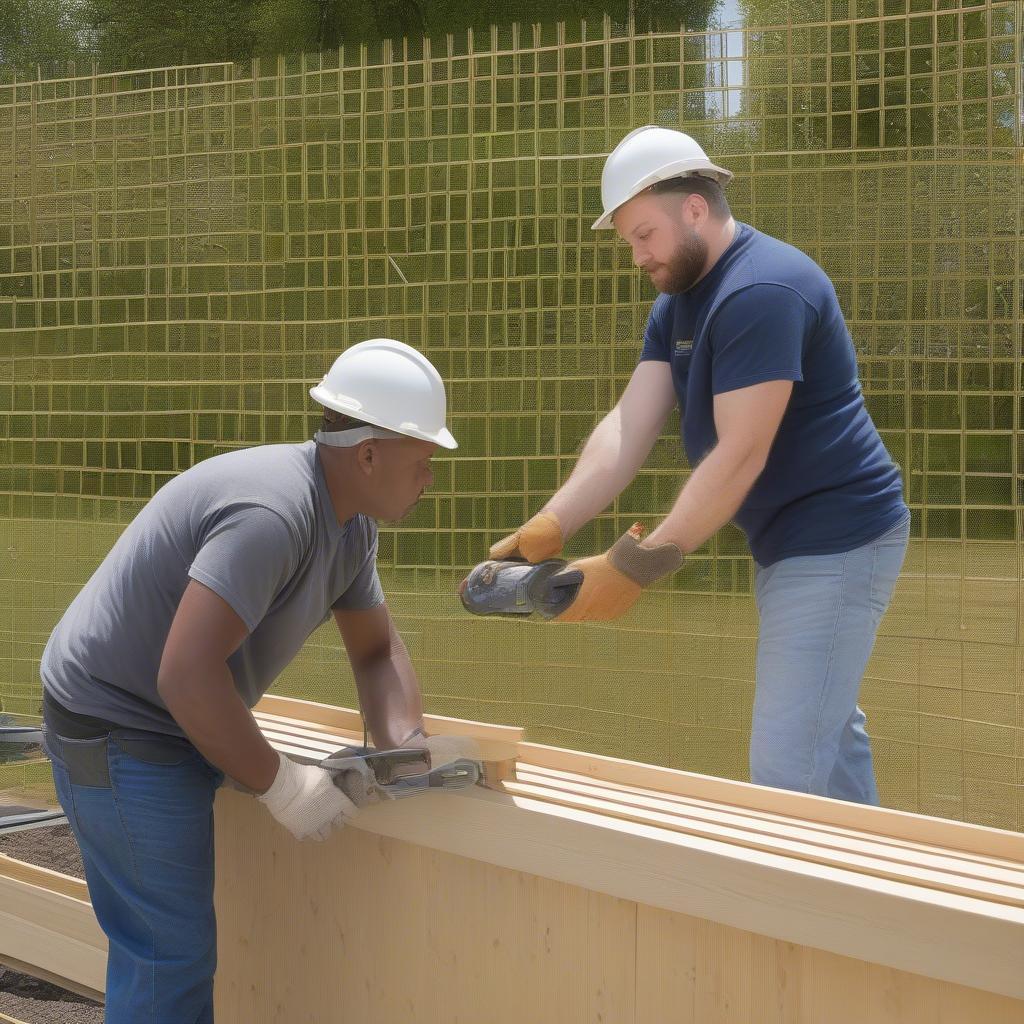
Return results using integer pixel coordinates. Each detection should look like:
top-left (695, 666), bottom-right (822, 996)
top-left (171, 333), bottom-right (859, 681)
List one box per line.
top-left (41, 441), bottom-right (384, 735)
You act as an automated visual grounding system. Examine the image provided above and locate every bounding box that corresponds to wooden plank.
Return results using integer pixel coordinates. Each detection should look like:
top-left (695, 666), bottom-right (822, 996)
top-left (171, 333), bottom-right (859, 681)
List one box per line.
top-left (252, 710), bottom-right (362, 747)
top-left (254, 702), bottom-right (1023, 865)
top-left (518, 763), bottom-right (1024, 875)
top-left (333, 784), bottom-right (1024, 1000)
top-left (0, 854), bottom-right (90, 901)
top-left (257, 717), bottom-right (520, 799)
top-left (254, 695), bottom-right (523, 760)
top-left (503, 779), bottom-right (1024, 908)
top-left (215, 789), bottom-right (1024, 1023)
top-left (0, 873), bottom-right (106, 997)
top-left (518, 742), bottom-right (1024, 863)
top-left (0, 954), bottom-right (104, 1005)
top-left (636, 904), bottom-right (1024, 1024)
top-left (512, 769), bottom-right (1024, 892)
top-left (214, 791), bottom-right (637, 1024)
top-left (260, 738), bottom-right (331, 764)
top-left (253, 694), bottom-right (365, 733)
top-left (254, 726), bottom-right (341, 758)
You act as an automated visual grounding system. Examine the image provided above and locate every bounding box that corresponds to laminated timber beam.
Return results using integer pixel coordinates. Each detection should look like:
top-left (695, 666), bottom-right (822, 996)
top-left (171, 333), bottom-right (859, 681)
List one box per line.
top-left (0, 855), bottom-right (105, 1002)
top-left (6, 696), bottom-right (1022, 1022)
top-left (216, 694), bottom-right (1024, 1022)
top-left (253, 692), bottom-right (521, 787)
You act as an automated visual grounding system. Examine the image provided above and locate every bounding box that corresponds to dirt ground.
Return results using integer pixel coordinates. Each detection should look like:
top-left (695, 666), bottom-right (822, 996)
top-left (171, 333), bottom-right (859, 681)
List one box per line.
top-left (0, 823), bottom-right (104, 1024)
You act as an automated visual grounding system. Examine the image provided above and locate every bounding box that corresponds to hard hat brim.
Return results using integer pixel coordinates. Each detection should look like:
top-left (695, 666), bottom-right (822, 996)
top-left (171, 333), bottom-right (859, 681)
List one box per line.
top-left (591, 163), bottom-right (734, 231)
top-left (310, 384), bottom-right (457, 450)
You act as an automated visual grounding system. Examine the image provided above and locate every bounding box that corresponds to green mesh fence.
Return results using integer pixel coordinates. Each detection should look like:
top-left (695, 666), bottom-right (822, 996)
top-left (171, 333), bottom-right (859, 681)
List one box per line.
top-left (0, 3), bottom-right (1021, 830)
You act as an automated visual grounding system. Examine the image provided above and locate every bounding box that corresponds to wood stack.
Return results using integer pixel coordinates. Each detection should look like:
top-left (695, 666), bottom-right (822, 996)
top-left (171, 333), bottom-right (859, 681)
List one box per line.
top-left (3, 694), bottom-right (1022, 1022)
top-left (214, 695), bottom-right (1024, 1023)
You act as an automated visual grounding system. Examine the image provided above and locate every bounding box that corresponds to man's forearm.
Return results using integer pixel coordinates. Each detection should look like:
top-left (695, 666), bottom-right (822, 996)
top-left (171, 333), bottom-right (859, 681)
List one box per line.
top-left (645, 440), bottom-right (766, 554)
top-left (159, 666), bottom-right (280, 793)
top-left (352, 632), bottom-right (425, 748)
top-left (544, 407), bottom-right (651, 538)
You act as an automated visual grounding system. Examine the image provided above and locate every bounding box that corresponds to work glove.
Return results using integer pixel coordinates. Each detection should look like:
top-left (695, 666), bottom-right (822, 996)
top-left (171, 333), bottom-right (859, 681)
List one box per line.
top-left (554, 523), bottom-right (683, 623)
top-left (258, 752), bottom-right (358, 842)
top-left (400, 728), bottom-right (481, 768)
top-left (489, 510), bottom-right (563, 563)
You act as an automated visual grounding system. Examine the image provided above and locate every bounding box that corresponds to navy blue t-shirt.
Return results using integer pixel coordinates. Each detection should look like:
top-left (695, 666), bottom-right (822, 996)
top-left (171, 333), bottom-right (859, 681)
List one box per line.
top-left (641, 222), bottom-right (907, 566)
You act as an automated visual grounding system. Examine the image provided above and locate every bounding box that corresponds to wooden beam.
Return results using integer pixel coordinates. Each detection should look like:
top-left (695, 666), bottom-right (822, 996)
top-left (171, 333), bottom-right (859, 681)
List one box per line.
top-left (255, 696), bottom-right (1023, 868)
top-left (338, 786), bottom-right (1024, 1000)
top-left (254, 695), bottom-right (522, 761)
top-left (517, 742), bottom-right (1024, 863)
top-left (0, 868), bottom-right (106, 998)
top-left (517, 763), bottom-right (1022, 874)
top-left (0, 953), bottom-right (103, 1005)
top-left (512, 768), bottom-right (1024, 888)
top-left (0, 855), bottom-right (89, 902)
top-left (215, 793), bottom-right (1024, 1023)
top-left (237, 701), bottom-right (1024, 1006)
top-left (503, 777), bottom-right (1024, 908)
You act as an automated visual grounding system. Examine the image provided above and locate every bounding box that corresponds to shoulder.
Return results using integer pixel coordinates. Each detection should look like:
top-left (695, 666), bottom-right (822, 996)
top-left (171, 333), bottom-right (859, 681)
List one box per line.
top-left (726, 227), bottom-right (833, 308)
top-left (183, 445), bottom-right (318, 541)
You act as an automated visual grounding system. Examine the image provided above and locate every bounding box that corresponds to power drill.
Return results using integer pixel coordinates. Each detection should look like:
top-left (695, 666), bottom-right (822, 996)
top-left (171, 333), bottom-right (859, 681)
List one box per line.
top-left (459, 558), bottom-right (583, 620)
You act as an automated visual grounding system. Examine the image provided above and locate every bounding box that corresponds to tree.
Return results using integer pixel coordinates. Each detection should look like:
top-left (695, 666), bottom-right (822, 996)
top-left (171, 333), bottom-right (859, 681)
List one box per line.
top-left (80, 0), bottom-right (258, 70)
top-left (1, 1), bottom-right (725, 74)
top-left (0, 0), bottom-right (86, 74)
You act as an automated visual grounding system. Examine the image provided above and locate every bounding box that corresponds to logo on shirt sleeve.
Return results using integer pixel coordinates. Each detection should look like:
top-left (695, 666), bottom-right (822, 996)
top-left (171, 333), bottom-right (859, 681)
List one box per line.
top-left (674, 338), bottom-right (693, 354)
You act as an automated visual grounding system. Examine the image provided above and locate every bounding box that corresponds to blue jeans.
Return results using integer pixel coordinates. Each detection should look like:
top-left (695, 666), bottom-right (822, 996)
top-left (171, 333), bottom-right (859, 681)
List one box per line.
top-left (44, 727), bottom-right (223, 1023)
top-left (751, 514), bottom-right (910, 804)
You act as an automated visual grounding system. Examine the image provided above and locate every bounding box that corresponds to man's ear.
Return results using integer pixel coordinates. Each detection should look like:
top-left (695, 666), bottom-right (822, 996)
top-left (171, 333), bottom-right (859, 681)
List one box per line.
top-left (682, 191), bottom-right (709, 228)
top-left (355, 440), bottom-right (377, 475)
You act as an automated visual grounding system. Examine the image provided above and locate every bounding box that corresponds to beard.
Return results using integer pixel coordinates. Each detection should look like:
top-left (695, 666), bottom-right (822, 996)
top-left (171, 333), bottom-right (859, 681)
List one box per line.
top-left (649, 228), bottom-right (708, 294)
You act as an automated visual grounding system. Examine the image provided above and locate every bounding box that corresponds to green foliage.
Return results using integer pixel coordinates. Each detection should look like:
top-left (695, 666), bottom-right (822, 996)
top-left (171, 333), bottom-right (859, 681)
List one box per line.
top-left (81, 0), bottom-right (260, 69)
top-left (0, 0), bottom-right (723, 73)
top-left (0, 0), bottom-right (84, 72)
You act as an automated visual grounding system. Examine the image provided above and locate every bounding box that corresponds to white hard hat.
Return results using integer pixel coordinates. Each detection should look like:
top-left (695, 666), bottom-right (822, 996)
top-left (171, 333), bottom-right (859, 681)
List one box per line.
top-left (310, 339), bottom-right (457, 450)
top-left (591, 125), bottom-right (733, 230)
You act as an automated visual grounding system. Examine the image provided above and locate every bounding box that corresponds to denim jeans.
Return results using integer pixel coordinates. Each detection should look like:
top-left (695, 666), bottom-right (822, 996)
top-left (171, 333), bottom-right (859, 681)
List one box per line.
top-left (44, 727), bottom-right (223, 1023)
top-left (751, 514), bottom-right (910, 804)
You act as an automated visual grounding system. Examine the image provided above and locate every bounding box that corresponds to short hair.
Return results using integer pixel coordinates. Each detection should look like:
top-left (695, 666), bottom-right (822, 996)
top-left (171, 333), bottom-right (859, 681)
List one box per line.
top-left (649, 175), bottom-right (731, 219)
top-left (319, 408), bottom-right (373, 433)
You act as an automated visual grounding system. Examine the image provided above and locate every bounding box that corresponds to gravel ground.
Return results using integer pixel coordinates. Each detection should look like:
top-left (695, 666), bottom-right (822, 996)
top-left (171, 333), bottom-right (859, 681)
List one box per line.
top-left (0, 823), bottom-right (104, 1024)
top-left (0, 824), bottom-right (84, 878)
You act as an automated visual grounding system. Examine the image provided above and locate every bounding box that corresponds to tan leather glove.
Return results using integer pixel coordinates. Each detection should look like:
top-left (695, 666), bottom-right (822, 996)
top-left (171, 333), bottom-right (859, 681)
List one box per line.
top-left (489, 510), bottom-right (564, 563)
top-left (554, 523), bottom-right (683, 623)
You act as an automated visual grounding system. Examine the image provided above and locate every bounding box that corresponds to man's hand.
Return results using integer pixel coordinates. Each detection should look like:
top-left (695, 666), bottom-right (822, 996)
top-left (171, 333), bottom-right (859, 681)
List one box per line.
top-left (489, 510), bottom-right (563, 563)
top-left (555, 523), bottom-right (683, 623)
top-left (258, 752), bottom-right (358, 841)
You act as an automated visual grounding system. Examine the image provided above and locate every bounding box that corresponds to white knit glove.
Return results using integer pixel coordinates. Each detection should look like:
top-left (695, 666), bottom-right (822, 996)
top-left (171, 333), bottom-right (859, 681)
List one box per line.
top-left (257, 753), bottom-right (358, 842)
top-left (404, 731), bottom-right (481, 767)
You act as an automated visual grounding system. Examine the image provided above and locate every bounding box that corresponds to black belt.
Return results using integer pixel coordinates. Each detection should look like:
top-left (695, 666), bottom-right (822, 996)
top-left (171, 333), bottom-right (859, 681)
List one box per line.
top-left (43, 692), bottom-right (201, 789)
top-left (43, 690), bottom-right (120, 738)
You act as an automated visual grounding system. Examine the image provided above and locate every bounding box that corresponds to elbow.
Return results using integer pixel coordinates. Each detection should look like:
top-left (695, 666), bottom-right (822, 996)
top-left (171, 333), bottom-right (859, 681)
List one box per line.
top-left (156, 656), bottom-right (207, 708)
top-left (747, 448), bottom-right (770, 479)
top-left (721, 439), bottom-right (770, 482)
top-left (350, 642), bottom-right (395, 679)
top-left (156, 667), bottom-right (187, 706)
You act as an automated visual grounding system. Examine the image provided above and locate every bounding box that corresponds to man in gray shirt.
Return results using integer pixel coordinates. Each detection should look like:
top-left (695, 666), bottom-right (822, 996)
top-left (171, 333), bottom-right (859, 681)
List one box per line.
top-left (41, 339), bottom-right (464, 1023)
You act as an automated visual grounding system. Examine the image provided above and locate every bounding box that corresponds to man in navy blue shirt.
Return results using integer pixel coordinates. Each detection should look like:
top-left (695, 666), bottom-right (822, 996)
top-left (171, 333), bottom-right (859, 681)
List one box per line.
top-left (491, 126), bottom-right (910, 804)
